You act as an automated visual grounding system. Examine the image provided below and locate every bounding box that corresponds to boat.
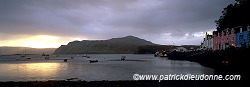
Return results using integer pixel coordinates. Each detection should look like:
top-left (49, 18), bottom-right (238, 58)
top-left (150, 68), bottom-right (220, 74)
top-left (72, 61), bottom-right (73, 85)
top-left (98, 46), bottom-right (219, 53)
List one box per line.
top-left (82, 55), bottom-right (87, 57)
top-left (0, 47), bottom-right (1, 57)
top-left (26, 57), bottom-right (32, 59)
top-left (82, 55), bottom-right (90, 58)
top-left (154, 51), bottom-right (160, 57)
top-left (20, 55), bottom-right (26, 57)
top-left (154, 51), bottom-right (168, 57)
top-left (67, 78), bottom-right (78, 81)
top-left (16, 58), bottom-right (20, 60)
top-left (42, 53), bottom-right (46, 56)
top-left (20, 47), bottom-right (32, 59)
top-left (121, 56), bottom-right (126, 61)
top-left (64, 59), bottom-right (68, 62)
top-left (45, 56), bottom-right (49, 59)
top-left (159, 54), bottom-right (168, 57)
top-left (89, 60), bottom-right (98, 63)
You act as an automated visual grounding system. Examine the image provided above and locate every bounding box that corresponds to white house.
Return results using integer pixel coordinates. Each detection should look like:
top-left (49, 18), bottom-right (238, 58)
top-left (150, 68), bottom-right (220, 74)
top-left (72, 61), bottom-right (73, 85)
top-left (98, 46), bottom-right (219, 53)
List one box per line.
top-left (201, 32), bottom-right (213, 50)
top-left (171, 47), bottom-right (188, 52)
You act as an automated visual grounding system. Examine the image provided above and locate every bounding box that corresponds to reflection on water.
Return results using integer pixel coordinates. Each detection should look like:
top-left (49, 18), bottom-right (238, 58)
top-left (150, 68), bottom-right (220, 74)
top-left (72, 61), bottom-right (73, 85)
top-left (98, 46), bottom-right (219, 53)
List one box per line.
top-left (0, 63), bottom-right (63, 81)
top-left (0, 54), bottom-right (214, 81)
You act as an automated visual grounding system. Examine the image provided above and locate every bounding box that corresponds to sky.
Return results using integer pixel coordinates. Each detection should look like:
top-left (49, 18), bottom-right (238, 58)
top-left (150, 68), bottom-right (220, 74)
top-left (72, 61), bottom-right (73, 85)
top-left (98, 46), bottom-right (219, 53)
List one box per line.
top-left (0, 0), bottom-right (235, 48)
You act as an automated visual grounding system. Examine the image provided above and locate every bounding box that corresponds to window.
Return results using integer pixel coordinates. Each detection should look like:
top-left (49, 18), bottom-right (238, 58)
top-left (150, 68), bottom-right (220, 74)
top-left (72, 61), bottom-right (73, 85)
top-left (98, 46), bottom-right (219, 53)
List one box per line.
top-left (227, 38), bottom-right (228, 42)
top-left (239, 35), bottom-right (243, 41)
top-left (231, 37), bottom-right (234, 41)
top-left (248, 34), bottom-right (250, 39)
top-left (231, 29), bottom-right (234, 34)
top-left (221, 39), bottom-right (224, 43)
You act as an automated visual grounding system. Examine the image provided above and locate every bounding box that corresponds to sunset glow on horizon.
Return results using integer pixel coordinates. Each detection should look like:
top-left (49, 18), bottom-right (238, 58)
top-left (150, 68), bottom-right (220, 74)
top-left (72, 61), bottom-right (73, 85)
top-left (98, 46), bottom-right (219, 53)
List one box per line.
top-left (23, 35), bottom-right (60, 48)
top-left (0, 35), bottom-right (89, 48)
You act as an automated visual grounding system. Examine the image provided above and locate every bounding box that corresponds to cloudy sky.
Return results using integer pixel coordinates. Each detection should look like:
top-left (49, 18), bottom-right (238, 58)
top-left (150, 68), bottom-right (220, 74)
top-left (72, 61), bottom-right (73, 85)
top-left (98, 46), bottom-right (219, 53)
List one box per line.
top-left (0, 0), bottom-right (234, 48)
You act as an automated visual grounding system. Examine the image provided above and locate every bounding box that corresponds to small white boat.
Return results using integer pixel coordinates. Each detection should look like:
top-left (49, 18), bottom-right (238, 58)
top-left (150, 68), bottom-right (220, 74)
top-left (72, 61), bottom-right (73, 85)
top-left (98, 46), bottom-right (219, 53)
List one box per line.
top-left (82, 55), bottom-right (86, 57)
top-left (26, 57), bottom-right (32, 59)
top-left (160, 54), bottom-right (168, 57)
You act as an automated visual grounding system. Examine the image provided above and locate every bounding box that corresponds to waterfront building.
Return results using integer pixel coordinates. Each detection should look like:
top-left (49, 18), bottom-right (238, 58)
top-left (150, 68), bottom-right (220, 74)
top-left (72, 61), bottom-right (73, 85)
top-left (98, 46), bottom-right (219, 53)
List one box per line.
top-left (171, 47), bottom-right (188, 52)
top-left (201, 32), bottom-right (213, 50)
top-left (213, 28), bottom-right (236, 50)
top-left (213, 31), bottom-right (220, 50)
top-left (236, 26), bottom-right (250, 48)
top-left (220, 28), bottom-right (236, 50)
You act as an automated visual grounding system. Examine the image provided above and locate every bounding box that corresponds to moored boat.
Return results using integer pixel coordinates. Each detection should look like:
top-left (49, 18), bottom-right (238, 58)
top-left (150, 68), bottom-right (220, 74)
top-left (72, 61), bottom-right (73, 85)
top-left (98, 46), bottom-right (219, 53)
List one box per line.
top-left (42, 53), bottom-right (46, 56)
top-left (26, 57), bottom-right (32, 59)
top-left (159, 54), bottom-right (168, 57)
top-left (154, 50), bottom-right (168, 57)
top-left (121, 56), bottom-right (126, 61)
top-left (45, 56), bottom-right (49, 59)
top-left (89, 60), bottom-right (98, 63)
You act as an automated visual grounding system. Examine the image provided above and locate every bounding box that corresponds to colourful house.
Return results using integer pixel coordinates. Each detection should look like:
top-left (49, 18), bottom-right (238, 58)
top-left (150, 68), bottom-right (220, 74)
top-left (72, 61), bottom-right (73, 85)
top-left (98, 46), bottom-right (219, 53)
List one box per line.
top-left (213, 28), bottom-right (236, 50)
top-left (213, 31), bottom-right (220, 50)
top-left (220, 28), bottom-right (236, 49)
top-left (236, 26), bottom-right (250, 48)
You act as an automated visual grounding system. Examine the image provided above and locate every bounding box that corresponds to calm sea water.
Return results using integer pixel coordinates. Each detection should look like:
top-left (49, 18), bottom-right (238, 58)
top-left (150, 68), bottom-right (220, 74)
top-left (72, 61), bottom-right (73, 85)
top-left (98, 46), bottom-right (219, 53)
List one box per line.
top-left (0, 54), bottom-right (214, 81)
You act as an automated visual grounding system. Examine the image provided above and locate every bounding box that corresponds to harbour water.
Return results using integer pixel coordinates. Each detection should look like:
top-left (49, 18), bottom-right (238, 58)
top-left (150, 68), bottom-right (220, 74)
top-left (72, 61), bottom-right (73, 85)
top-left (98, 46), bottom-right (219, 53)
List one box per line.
top-left (0, 54), bottom-right (214, 81)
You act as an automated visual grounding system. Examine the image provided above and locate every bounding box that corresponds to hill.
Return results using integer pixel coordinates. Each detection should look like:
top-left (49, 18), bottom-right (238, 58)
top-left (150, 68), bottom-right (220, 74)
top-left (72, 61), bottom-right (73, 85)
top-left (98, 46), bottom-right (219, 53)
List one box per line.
top-left (53, 36), bottom-right (156, 54)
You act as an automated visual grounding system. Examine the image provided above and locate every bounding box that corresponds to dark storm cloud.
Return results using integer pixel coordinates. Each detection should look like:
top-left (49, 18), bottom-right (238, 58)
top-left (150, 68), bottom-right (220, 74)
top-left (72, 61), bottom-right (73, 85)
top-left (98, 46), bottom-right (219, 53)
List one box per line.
top-left (104, 0), bottom-right (235, 36)
top-left (0, 0), bottom-right (234, 45)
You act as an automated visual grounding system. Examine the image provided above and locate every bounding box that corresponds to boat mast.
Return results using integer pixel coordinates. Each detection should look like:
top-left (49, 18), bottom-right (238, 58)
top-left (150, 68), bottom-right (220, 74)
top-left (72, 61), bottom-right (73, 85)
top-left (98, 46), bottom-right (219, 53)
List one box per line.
top-left (0, 47), bottom-right (1, 56)
top-left (24, 47), bottom-right (26, 56)
top-left (16, 47), bottom-right (19, 55)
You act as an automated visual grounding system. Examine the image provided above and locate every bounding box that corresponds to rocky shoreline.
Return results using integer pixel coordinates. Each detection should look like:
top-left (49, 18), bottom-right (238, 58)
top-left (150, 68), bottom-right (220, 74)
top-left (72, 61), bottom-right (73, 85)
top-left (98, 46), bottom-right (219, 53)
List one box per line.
top-left (167, 47), bottom-right (248, 78)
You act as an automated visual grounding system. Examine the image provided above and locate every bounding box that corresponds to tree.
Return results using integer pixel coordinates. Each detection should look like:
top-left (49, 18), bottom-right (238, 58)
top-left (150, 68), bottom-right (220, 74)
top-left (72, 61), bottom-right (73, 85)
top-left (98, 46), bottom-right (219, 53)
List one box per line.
top-left (215, 0), bottom-right (250, 31)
